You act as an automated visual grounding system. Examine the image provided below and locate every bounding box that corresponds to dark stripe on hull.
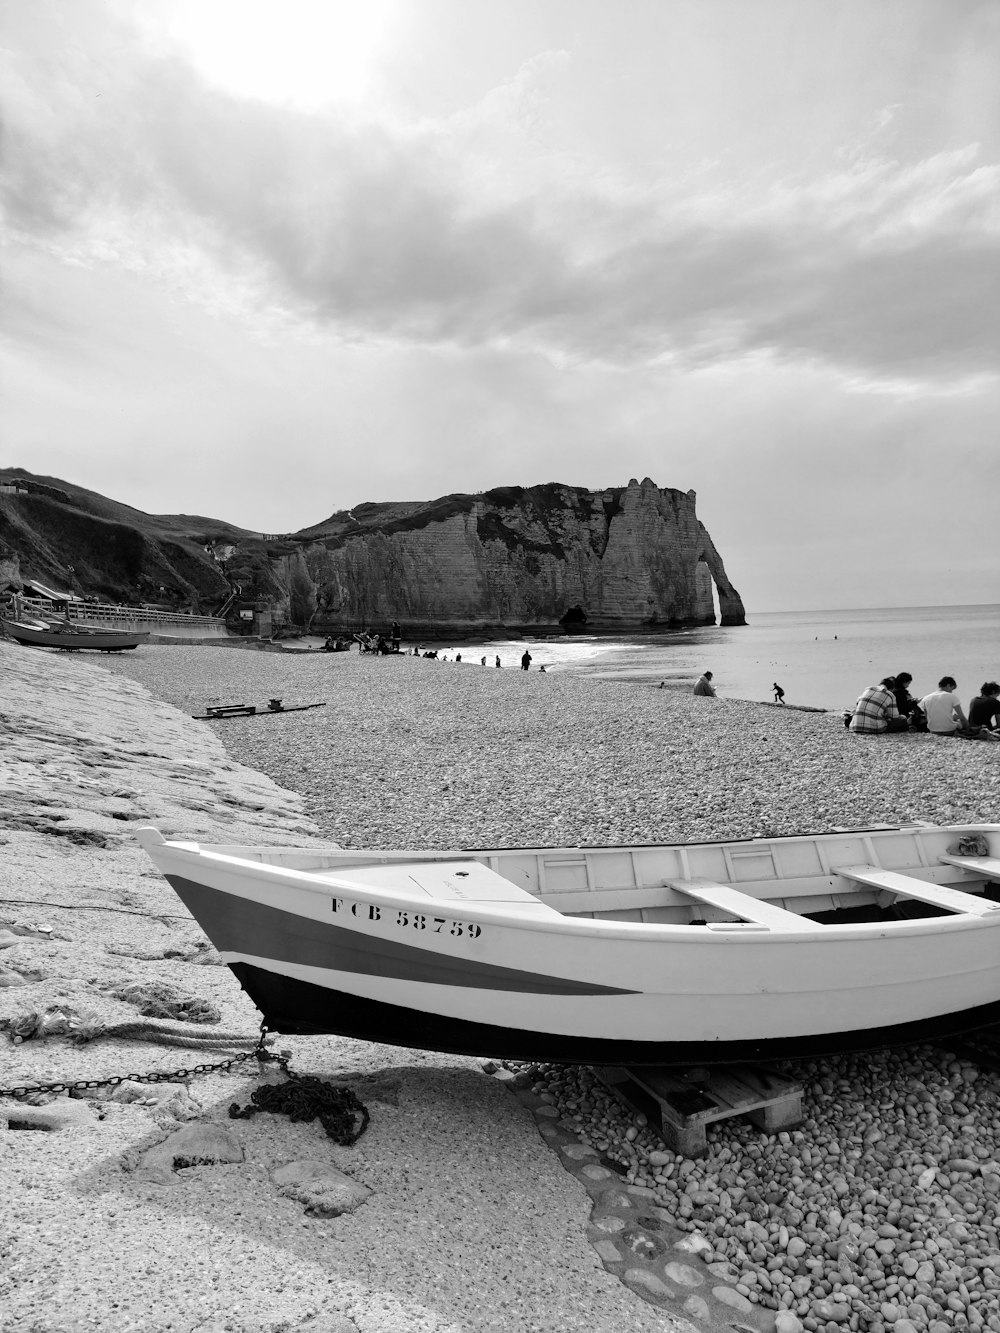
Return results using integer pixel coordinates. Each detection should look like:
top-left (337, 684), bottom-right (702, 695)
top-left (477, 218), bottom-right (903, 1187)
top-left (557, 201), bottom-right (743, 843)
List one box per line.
top-left (230, 962), bottom-right (1000, 1065)
top-left (166, 874), bottom-right (631, 996)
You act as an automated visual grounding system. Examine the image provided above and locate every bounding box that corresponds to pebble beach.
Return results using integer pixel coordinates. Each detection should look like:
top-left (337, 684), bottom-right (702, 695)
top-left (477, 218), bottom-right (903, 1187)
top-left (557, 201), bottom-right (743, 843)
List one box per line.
top-left (4, 639), bottom-right (1000, 1333)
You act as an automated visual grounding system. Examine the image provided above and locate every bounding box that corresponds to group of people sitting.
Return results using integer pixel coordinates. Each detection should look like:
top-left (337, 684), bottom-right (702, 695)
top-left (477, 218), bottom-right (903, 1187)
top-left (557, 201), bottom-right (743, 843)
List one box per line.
top-left (848, 673), bottom-right (1000, 739)
top-left (352, 622), bottom-right (403, 655)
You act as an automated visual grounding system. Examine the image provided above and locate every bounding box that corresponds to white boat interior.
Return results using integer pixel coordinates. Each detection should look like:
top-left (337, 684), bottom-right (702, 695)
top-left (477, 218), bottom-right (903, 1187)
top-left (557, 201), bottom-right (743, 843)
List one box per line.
top-left (189, 824), bottom-right (1000, 933)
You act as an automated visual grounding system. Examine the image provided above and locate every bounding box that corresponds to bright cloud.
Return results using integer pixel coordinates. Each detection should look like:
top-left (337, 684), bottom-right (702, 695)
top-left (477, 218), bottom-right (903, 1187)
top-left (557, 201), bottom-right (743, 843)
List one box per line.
top-left (1, 0), bottom-right (997, 611)
top-left (3, 0), bottom-right (997, 385)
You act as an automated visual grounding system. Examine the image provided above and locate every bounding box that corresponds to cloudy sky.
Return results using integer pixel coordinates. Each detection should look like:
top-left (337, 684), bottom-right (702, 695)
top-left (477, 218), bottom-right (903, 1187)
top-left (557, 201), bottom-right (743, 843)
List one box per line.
top-left (2, 0), bottom-right (997, 612)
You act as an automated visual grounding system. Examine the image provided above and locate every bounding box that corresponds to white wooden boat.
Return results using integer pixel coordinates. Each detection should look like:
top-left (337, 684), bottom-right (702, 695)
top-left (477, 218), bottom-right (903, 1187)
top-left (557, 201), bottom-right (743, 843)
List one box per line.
top-left (2, 618), bottom-right (148, 651)
top-left (136, 823), bottom-right (1000, 1064)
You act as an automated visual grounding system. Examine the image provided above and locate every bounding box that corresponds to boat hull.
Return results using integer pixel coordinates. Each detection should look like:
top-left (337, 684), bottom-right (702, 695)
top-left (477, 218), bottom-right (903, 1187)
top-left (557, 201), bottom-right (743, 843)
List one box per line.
top-left (2, 619), bottom-right (148, 650)
top-left (145, 821), bottom-right (1000, 1064)
top-left (228, 960), bottom-right (1000, 1063)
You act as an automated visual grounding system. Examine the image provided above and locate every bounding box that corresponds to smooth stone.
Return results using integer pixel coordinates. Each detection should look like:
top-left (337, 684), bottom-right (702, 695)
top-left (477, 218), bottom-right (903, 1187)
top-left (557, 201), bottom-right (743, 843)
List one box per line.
top-left (683, 1294), bottom-right (712, 1322)
top-left (623, 1269), bottom-right (675, 1301)
top-left (0, 1098), bottom-right (98, 1131)
top-left (812, 1300), bottom-right (850, 1323)
top-left (581, 1164), bottom-right (614, 1180)
top-left (665, 1262), bottom-right (705, 1288)
top-left (600, 1188), bottom-right (633, 1208)
top-left (136, 1123), bottom-right (243, 1184)
top-left (713, 1286), bottom-right (754, 1314)
top-left (271, 1159), bottom-right (372, 1216)
top-left (707, 1261), bottom-right (742, 1283)
top-left (593, 1239), bottom-right (623, 1264)
top-left (775, 1315), bottom-right (805, 1333)
top-left (560, 1143), bottom-right (598, 1159)
top-left (675, 1232), bottom-right (713, 1256)
top-left (592, 1215), bottom-right (626, 1233)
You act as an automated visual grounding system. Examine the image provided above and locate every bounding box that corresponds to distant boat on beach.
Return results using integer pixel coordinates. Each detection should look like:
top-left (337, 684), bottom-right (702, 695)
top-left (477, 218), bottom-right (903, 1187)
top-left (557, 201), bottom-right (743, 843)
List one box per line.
top-left (1, 618), bottom-right (148, 651)
top-left (138, 822), bottom-right (1000, 1066)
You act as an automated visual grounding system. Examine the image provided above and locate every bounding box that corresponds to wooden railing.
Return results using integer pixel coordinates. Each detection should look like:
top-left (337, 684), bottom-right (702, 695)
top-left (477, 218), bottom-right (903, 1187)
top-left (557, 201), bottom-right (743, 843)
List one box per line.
top-left (17, 597), bottom-right (225, 630)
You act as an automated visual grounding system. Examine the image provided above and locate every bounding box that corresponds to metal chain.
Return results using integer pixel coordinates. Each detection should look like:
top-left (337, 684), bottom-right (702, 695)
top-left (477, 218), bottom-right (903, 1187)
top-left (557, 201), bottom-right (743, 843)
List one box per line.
top-left (0, 1020), bottom-right (276, 1101)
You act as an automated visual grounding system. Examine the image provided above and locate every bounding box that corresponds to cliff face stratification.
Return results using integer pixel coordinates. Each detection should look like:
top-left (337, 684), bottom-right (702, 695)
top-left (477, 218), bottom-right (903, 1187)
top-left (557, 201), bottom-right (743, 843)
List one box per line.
top-left (301, 478), bottom-right (746, 632)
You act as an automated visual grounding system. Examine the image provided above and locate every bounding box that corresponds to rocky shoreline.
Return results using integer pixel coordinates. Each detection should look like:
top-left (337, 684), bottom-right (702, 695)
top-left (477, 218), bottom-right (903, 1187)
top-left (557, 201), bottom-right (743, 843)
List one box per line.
top-left (4, 640), bottom-right (1000, 1333)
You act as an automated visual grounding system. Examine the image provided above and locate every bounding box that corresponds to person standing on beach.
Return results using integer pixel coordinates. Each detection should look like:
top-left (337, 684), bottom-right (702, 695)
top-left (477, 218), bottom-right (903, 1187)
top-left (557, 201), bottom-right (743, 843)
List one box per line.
top-left (521, 650), bottom-right (532, 671)
top-left (773, 682), bottom-right (786, 704)
top-left (849, 677), bottom-right (908, 734)
top-left (693, 671), bottom-right (716, 697)
top-left (495, 655), bottom-right (501, 668)
top-left (919, 677), bottom-right (970, 736)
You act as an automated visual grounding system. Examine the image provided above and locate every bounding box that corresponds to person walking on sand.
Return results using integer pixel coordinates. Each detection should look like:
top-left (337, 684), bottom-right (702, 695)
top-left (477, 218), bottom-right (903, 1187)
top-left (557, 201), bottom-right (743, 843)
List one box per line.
top-left (849, 677), bottom-right (908, 734)
top-left (521, 649), bottom-right (532, 671)
top-left (693, 671), bottom-right (716, 697)
top-left (495, 655), bottom-right (501, 668)
top-left (773, 682), bottom-right (786, 704)
top-left (919, 677), bottom-right (970, 736)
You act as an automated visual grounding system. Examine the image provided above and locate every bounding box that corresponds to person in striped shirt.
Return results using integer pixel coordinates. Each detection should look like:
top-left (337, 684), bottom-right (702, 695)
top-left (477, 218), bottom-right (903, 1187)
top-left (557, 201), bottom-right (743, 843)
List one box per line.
top-left (849, 677), bottom-right (909, 734)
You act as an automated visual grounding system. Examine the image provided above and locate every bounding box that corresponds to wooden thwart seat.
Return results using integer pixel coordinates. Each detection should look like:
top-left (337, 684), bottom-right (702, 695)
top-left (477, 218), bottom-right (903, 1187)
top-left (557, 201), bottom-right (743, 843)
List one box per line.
top-left (837, 865), bottom-right (1000, 917)
top-left (664, 878), bottom-right (809, 930)
top-left (938, 854), bottom-right (1000, 884)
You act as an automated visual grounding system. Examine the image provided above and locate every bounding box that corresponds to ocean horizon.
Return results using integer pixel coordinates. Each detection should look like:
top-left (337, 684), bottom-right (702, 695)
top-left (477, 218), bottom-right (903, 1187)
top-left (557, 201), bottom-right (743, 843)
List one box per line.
top-left (410, 603), bottom-right (1000, 713)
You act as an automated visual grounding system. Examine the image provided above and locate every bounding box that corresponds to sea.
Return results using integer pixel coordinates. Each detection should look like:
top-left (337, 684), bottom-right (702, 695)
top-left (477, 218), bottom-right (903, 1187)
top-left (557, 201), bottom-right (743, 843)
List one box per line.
top-left (416, 604), bottom-right (1000, 713)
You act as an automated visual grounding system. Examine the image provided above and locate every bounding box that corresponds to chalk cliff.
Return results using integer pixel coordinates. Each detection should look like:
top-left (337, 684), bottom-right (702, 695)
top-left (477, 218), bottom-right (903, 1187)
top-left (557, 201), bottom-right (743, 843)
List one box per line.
top-left (1, 469), bottom-right (746, 634)
top-left (298, 478), bottom-right (746, 633)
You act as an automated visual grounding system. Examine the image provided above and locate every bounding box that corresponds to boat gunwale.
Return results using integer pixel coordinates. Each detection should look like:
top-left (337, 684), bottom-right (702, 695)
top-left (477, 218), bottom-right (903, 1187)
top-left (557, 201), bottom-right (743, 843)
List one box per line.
top-left (147, 836), bottom-right (1000, 945)
top-left (136, 821), bottom-right (999, 859)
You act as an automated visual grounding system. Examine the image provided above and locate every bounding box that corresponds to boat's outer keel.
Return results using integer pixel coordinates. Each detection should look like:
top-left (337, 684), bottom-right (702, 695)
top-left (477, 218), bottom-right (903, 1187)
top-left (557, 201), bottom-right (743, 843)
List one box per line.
top-left (230, 961), bottom-right (1000, 1066)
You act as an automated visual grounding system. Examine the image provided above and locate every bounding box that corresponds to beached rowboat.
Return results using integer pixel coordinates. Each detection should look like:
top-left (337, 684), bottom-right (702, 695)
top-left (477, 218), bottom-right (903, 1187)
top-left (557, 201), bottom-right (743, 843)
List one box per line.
top-left (2, 618), bottom-right (148, 651)
top-left (137, 823), bottom-right (1000, 1064)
